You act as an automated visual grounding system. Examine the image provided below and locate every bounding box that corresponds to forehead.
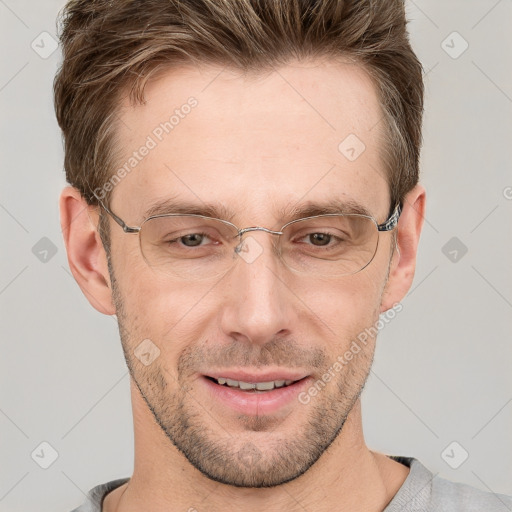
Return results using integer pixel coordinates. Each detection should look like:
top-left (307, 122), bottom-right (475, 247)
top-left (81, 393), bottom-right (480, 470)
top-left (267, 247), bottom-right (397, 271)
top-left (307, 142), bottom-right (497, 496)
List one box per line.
top-left (111, 58), bottom-right (389, 222)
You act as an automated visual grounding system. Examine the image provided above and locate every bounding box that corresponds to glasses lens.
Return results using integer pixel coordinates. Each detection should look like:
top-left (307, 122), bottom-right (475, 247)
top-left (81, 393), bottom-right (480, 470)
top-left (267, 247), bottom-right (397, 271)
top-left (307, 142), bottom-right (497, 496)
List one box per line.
top-left (140, 215), bottom-right (239, 279)
top-left (281, 215), bottom-right (379, 276)
top-left (139, 214), bottom-right (379, 279)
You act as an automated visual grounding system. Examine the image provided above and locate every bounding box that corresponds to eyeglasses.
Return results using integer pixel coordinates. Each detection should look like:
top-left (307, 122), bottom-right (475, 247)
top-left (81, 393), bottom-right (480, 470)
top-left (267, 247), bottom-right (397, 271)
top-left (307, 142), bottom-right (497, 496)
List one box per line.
top-left (97, 200), bottom-right (401, 280)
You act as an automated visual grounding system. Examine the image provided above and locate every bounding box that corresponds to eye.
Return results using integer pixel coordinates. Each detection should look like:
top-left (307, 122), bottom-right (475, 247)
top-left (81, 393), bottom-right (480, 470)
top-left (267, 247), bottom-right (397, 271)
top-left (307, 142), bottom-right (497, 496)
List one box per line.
top-left (163, 232), bottom-right (218, 248)
top-left (297, 231), bottom-right (345, 248)
top-left (177, 233), bottom-right (211, 247)
top-left (307, 233), bottom-right (333, 246)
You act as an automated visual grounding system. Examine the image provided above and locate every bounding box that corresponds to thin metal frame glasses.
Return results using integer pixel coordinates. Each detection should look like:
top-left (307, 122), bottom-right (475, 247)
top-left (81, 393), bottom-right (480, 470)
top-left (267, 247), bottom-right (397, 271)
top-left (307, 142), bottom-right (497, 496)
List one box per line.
top-left (97, 200), bottom-right (402, 279)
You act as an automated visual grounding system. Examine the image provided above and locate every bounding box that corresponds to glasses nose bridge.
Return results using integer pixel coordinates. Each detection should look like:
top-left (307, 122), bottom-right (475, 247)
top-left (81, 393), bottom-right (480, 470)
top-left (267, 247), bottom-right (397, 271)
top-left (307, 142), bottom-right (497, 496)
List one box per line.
top-left (234, 226), bottom-right (285, 258)
top-left (232, 226), bottom-right (285, 271)
top-left (237, 226), bottom-right (283, 238)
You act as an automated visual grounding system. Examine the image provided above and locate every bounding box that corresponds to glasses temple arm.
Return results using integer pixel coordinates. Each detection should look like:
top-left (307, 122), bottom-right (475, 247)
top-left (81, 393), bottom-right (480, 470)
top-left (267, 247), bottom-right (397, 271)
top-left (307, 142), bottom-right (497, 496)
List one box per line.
top-left (377, 202), bottom-right (402, 232)
top-left (98, 200), bottom-right (140, 233)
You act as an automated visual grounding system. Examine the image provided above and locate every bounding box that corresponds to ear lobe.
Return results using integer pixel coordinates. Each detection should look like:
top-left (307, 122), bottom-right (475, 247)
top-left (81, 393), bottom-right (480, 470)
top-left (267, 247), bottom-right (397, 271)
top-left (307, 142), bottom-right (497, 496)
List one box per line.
top-left (380, 184), bottom-right (426, 313)
top-left (59, 186), bottom-right (116, 315)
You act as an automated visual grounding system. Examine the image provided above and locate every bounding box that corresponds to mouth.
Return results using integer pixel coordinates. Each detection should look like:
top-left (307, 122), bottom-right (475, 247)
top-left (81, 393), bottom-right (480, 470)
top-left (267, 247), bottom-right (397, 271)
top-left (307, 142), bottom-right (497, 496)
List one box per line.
top-left (205, 375), bottom-right (303, 392)
top-left (201, 372), bottom-right (311, 415)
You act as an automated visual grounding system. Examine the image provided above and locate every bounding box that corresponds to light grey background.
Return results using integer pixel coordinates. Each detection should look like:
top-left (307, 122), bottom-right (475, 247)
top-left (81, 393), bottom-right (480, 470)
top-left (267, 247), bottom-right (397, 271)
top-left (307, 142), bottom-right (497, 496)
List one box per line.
top-left (1, 1), bottom-right (511, 511)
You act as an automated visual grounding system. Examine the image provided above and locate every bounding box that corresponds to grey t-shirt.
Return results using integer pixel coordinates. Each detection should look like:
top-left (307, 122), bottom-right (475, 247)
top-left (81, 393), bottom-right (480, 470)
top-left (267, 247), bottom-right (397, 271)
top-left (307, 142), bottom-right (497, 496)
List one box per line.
top-left (70, 455), bottom-right (512, 511)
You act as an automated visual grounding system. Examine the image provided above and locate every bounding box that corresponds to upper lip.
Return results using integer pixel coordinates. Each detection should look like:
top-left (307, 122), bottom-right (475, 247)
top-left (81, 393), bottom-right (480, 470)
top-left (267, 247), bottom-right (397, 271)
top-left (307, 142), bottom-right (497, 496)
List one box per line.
top-left (204, 370), bottom-right (309, 383)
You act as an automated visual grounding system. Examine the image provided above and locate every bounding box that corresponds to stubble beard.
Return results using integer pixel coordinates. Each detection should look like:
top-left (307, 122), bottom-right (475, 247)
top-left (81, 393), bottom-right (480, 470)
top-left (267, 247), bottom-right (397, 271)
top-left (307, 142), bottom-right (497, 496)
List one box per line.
top-left (108, 263), bottom-right (376, 488)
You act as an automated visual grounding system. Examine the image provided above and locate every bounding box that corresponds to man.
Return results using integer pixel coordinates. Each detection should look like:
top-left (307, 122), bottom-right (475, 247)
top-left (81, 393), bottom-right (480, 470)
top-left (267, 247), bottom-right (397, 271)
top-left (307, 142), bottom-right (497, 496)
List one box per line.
top-left (55, 1), bottom-right (511, 511)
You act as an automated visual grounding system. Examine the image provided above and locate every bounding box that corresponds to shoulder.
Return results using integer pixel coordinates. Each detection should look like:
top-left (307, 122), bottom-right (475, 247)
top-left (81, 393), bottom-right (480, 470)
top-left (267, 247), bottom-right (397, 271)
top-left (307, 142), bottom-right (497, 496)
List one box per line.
top-left (431, 473), bottom-right (512, 511)
top-left (385, 456), bottom-right (512, 512)
top-left (69, 478), bottom-right (130, 512)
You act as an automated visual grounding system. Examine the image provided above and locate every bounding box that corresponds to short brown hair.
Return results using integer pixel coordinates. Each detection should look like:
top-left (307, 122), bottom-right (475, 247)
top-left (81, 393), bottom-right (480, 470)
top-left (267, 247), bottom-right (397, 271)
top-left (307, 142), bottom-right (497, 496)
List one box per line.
top-left (54, 0), bottom-right (423, 239)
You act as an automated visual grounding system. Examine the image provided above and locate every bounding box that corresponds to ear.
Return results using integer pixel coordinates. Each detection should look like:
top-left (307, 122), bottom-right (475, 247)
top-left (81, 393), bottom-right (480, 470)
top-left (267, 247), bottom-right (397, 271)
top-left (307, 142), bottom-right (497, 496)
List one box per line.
top-left (380, 184), bottom-right (426, 313)
top-left (59, 186), bottom-right (116, 315)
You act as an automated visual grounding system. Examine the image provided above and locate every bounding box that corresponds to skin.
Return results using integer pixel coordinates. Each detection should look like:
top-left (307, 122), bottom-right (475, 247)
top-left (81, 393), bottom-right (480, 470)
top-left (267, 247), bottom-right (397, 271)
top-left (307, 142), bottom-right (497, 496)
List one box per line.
top-left (60, 58), bottom-right (425, 511)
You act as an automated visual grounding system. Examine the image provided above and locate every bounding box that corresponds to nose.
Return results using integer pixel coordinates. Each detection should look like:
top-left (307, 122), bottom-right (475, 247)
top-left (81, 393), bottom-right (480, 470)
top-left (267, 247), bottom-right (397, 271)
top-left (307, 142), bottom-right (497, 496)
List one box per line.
top-left (219, 232), bottom-right (298, 346)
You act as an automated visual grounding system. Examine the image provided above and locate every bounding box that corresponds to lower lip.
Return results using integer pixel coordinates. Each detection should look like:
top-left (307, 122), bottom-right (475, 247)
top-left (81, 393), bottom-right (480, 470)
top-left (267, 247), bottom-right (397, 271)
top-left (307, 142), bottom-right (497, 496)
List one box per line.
top-left (202, 376), bottom-right (311, 416)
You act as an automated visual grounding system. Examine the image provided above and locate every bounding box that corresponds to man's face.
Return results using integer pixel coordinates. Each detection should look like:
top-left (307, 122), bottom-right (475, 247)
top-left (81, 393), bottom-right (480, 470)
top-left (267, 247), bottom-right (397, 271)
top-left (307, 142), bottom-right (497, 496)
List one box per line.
top-left (107, 59), bottom-right (395, 487)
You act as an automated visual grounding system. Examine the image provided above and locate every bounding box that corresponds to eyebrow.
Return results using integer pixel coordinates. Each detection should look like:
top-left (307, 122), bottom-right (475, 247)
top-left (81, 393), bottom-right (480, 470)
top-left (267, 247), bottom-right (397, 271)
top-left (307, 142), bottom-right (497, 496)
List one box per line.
top-left (143, 197), bottom-right (237, 222)
top-left (142, 196), bottom-right (374, 225)
top-left (280, 198), bottom-right (373, 221)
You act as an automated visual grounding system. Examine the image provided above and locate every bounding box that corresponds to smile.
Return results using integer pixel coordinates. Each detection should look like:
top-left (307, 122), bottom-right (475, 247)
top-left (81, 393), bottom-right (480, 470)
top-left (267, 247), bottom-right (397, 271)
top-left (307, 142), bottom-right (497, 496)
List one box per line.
top-left (208, 377), bottom-right (297, 391)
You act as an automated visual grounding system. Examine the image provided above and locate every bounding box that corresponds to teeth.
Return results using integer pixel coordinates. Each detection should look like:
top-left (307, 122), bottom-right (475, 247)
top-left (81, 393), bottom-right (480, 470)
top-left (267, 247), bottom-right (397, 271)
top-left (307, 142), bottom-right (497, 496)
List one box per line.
top-left (214, 377), bottom-right (297, 390)
top-left (256, 381), bottom-right (274, 390)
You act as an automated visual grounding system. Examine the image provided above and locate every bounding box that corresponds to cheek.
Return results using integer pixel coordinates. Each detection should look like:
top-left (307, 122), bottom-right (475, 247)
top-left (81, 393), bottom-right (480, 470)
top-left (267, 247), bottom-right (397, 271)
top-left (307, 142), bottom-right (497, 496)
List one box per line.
top-left (111, 237), bottom-right (193, 326)
top-left (293, 267), bottom-right (384, 317)
top-left (116, 267), bottom-right (219, 352)
top-left (286, 267), bottom-right (386, 360)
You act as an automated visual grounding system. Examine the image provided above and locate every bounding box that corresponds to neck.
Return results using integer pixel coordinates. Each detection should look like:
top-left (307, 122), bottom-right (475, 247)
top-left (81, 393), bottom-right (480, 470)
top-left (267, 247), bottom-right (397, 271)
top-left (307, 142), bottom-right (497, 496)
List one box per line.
top-left (105, 382), bottom-right (409, 512)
